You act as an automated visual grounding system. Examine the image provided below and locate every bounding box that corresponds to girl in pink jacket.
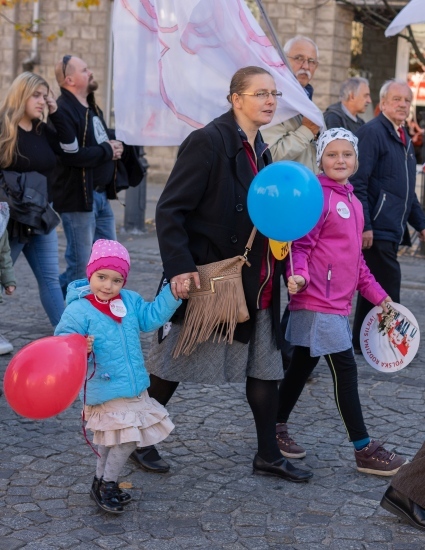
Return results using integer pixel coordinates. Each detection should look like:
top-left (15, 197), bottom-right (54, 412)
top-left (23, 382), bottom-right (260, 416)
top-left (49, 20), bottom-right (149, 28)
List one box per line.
top-left (276, 128), bottom-right (407, 476)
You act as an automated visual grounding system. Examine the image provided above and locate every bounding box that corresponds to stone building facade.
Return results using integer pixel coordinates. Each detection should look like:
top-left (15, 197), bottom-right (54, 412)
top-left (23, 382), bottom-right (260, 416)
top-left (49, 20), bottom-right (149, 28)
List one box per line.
top-left (0, 0), bottom-right (405, 183)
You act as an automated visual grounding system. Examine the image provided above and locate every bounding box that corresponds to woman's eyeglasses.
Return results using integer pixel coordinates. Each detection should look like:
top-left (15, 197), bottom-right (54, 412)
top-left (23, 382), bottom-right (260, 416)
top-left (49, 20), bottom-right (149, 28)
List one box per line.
top-left (62, 55), bottom-right (72, 78)
top-left (239, 91), bottom-right (282, 99)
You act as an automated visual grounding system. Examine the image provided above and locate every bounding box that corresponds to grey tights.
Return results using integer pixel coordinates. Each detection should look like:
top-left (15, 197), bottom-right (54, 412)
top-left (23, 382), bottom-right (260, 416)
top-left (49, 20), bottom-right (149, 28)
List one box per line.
top-left (96, 442), bottom-right (137, 482)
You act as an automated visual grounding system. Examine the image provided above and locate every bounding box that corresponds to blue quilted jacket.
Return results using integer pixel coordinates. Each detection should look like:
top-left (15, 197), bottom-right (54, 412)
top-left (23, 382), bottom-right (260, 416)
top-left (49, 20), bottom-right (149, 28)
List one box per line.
top-left (54, 279), bottom-right (181, 405)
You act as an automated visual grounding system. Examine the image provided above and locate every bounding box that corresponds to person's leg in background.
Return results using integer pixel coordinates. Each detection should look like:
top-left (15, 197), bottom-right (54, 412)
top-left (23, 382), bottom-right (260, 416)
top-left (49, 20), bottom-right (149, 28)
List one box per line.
top-left (60, 211), bottom-right (96, 296)
top-left (93, 191), bottom-right (117, 241)
top-left (352, 240), bottom-right (400, 351)
top-left (10, 231), bottom-right (64, 327)
top-left (130, 374), bottom-right (179, 473)
top-left (381, 441), bottom-right (425, 531)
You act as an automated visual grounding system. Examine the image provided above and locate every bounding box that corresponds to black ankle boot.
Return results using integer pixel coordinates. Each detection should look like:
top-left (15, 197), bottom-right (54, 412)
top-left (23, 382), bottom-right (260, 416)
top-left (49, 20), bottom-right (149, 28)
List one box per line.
top-left (92, 476), bottom-right (132, 505)
top-left (90, 478), bottom-right (125, 514)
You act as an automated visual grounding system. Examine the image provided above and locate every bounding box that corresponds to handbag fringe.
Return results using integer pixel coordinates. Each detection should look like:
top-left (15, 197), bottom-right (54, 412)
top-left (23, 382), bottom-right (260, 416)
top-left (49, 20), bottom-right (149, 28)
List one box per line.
top-left (173, 277), bottom-right (242, 358)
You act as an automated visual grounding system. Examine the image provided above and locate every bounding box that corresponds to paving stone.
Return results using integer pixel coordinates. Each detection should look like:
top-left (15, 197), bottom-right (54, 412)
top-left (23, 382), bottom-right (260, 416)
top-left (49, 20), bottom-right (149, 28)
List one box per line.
top-left (95, 536), bottom-right (128, 549)
top-left (0, 539), bottom-right (26, 550)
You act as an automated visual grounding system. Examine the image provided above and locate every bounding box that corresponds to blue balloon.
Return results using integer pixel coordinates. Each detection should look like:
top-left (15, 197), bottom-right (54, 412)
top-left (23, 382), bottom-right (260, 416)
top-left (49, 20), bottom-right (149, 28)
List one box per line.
top-left (247, 161), bottom-right (324, 242)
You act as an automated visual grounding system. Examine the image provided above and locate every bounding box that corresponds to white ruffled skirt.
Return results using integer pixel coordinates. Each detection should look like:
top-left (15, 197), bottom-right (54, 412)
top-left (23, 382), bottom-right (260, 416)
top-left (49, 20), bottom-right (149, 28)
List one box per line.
top-left (84, 391), bottom-right (174, 447)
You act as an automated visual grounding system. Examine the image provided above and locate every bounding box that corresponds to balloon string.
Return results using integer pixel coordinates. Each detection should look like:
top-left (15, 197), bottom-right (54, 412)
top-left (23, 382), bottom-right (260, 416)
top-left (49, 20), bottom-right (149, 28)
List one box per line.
top-left (289, 242), bottom-right (295, 279)
top-left (81, 351), bottom-right (100, 458)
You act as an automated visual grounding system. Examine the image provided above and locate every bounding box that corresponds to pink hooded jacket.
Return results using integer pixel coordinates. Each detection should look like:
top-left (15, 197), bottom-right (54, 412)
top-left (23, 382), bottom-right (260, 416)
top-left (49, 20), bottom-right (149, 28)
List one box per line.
top-left (287, 174), bottom-right (387, 315)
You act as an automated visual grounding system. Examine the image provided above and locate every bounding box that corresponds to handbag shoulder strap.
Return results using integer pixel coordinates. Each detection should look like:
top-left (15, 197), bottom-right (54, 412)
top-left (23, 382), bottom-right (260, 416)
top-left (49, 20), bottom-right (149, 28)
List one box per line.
top-left (243, 226), bottom-right (257, 260)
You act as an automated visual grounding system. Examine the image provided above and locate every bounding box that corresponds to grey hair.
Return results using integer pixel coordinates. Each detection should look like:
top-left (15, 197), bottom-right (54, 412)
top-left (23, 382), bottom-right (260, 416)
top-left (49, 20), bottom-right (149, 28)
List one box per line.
top-left (379, 78), bottom-right (412, 101)
top-left (283, 35), bottom-right (319, 58)
top-left (340, 77), bottom-right (369, 101)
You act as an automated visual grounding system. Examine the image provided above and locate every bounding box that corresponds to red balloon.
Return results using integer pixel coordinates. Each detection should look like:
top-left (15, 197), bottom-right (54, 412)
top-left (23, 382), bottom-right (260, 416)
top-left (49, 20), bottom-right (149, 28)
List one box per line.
top-left (3, 334), bottom-right (87, 420)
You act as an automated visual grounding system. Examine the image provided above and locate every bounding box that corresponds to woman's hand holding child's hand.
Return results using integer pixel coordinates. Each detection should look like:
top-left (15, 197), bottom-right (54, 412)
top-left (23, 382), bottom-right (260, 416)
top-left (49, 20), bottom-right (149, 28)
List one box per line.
top-left (86, 335), bottom-right (95, 354)
top-left (380, 296), bottom-right (392, 313)
top-left (5, 286), bottom-right (15, 295)
top-left (287, 275), bottom-right (306, 295)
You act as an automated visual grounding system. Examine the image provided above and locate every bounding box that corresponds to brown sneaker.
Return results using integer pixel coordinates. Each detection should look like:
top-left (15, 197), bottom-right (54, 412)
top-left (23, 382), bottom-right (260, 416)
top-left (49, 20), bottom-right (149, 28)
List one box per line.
top-left (276, 423), bottom-right (306, 458)
top-left (355, 440), bottom-right (408, 476)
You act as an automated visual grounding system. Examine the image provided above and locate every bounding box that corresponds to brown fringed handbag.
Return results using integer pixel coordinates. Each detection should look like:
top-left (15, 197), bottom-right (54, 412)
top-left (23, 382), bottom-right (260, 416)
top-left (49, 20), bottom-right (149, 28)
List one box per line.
top-left (173, 227), bottom-right (257, 358)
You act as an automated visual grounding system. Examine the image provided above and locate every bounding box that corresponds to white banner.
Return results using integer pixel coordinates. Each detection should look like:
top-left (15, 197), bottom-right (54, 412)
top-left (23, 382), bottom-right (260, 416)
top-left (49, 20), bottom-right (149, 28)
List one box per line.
top-left (112, 0), bottom-right (324, 146)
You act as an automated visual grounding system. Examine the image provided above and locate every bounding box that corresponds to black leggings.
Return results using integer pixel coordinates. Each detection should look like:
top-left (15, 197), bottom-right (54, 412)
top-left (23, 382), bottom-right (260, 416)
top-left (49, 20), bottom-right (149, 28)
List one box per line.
top-left (277, 346), bottom-right (369, 442)
top-left (149, 373), bottom-right (283, 463)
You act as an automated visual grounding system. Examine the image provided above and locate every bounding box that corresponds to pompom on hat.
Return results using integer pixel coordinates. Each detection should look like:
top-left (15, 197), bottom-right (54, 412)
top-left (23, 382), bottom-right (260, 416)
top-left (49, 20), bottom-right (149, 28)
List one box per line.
top-left (86, 239), bottom-right (131, 284)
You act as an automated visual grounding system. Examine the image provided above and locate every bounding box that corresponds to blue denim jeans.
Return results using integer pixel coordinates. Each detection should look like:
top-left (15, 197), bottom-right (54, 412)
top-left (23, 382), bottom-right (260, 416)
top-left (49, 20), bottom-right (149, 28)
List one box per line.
top-left (59, 191), bottom-right (117, 294)
top-left (10, 229), bottom-right (65, 327)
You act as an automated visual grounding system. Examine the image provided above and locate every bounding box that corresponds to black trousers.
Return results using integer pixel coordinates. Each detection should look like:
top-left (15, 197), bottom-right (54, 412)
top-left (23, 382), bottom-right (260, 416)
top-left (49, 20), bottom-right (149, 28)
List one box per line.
top-left (352, 240), bottom-right (400, 349)
top-left (277, 346), bottom-right (369, 442)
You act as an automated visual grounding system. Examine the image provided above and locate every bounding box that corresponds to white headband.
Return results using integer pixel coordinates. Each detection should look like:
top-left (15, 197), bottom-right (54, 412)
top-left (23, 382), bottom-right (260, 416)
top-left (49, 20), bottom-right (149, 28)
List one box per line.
top-left (316, 128), bottom-right (359, 167)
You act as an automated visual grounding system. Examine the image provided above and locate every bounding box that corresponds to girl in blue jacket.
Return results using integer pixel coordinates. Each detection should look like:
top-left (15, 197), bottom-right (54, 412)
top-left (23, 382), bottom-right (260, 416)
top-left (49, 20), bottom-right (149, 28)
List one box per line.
top-left (55, 239), bottom-right (182, 514)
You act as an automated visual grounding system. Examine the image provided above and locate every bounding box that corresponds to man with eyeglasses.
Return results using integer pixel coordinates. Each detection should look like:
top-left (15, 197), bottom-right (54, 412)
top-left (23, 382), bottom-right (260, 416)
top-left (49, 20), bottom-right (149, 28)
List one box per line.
top-left (262, 35), bottom-right (321, 173)
top-left (324, 77), bottom-right (372, 134)
top-left (51, 56), bottom-right (141, 295)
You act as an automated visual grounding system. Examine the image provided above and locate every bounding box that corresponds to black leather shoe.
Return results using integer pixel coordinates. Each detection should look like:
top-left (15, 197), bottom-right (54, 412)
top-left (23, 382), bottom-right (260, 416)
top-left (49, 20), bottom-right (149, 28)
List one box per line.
top-left (92, 476), bottom-right (131, 505)
top-left (129, 446), bottom-right (170, 473)
top-left (253, 453), bottom-right (313, 482)
top-left (90, 479), bottom-right (125, 514)
top-left (381, 486), bottom-right (425, 531)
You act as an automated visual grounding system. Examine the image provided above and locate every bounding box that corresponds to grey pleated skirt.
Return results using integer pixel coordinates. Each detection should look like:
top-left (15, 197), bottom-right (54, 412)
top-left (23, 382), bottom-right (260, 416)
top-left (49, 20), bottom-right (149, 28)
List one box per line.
top-left (146, 308), bottom-right (283, 384)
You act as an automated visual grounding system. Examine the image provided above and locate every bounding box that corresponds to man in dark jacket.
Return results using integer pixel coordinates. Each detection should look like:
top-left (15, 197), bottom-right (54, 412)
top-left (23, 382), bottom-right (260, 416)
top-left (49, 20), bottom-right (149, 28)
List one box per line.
top-left (324, 77), bottom-right (371, 133)
top-left (52, 55), bottom-right (124, 294)
top-left (351, 79), bottom-right (425, 351)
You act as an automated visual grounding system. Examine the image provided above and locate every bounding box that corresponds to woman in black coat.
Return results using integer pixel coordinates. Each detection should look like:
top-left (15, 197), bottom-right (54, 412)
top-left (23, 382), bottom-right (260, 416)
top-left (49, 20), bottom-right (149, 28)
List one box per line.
top-left (131, 66), bottom-right (312, 482)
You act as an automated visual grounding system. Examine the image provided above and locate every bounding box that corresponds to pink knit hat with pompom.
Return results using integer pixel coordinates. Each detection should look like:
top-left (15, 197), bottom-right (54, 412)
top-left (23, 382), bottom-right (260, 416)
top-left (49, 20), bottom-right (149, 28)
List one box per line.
top-left (86, 239), bottom-right (131, 284)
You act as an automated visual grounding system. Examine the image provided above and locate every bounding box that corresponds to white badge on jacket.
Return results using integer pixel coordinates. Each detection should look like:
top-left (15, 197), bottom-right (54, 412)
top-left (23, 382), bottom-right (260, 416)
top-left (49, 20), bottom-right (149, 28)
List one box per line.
top-left (110, 299), bottom-right (127, 317)
top-left (336, 201), bottom-right (350, 219)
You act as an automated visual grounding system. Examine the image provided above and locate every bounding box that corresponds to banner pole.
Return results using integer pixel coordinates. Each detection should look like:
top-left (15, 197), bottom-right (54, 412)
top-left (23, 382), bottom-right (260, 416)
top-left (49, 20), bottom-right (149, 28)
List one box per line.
top-left (253, 0), bottom-right (289, 66)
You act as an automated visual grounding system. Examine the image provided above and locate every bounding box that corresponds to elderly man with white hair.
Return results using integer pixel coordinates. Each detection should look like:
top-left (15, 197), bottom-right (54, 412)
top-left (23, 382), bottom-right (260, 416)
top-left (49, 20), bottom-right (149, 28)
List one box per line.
top-left (351, 78), bottom-right (425, 353)
top-left (324, 77), bottom-right (372, 133)
top-left (262, 35), bottom-right (320, 173)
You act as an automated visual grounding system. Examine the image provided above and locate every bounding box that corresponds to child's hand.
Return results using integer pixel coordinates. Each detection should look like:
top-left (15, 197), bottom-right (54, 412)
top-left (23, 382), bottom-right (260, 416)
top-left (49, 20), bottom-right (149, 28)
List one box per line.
top-left (5, 286), bottom-right (15, 295)
top-left (380, 296), bottom-right (392, 313)
top-left (86, 335), bottom-right (94, 354)
top-left (287, 275), bottom-right (306, 294)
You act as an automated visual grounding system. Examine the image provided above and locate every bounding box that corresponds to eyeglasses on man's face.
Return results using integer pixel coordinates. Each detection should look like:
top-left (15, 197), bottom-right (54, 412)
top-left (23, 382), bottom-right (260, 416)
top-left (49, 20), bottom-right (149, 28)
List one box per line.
top-left (287, 55), bottom-right (319, 67)
top-left (239, 91), bottom-right (283, 99)
top-left (62, 55), bottom-right (72, 78)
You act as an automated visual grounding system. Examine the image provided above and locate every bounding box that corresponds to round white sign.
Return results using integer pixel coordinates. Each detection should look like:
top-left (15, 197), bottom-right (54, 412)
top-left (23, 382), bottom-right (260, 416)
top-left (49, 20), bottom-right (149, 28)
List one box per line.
top-left (359, 302), bottom-right (420, 373)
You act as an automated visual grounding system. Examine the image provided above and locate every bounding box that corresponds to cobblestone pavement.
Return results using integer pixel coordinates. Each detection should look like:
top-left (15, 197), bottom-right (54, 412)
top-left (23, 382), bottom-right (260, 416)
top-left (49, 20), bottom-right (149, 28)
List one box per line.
top-left (1, 184), bottom-right (425, 549)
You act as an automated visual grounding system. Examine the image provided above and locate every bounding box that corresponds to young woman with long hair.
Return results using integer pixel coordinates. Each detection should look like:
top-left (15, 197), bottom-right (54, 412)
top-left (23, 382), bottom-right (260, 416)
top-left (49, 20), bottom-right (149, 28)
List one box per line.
top-left (0, 72), bottom-right (75, 327)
